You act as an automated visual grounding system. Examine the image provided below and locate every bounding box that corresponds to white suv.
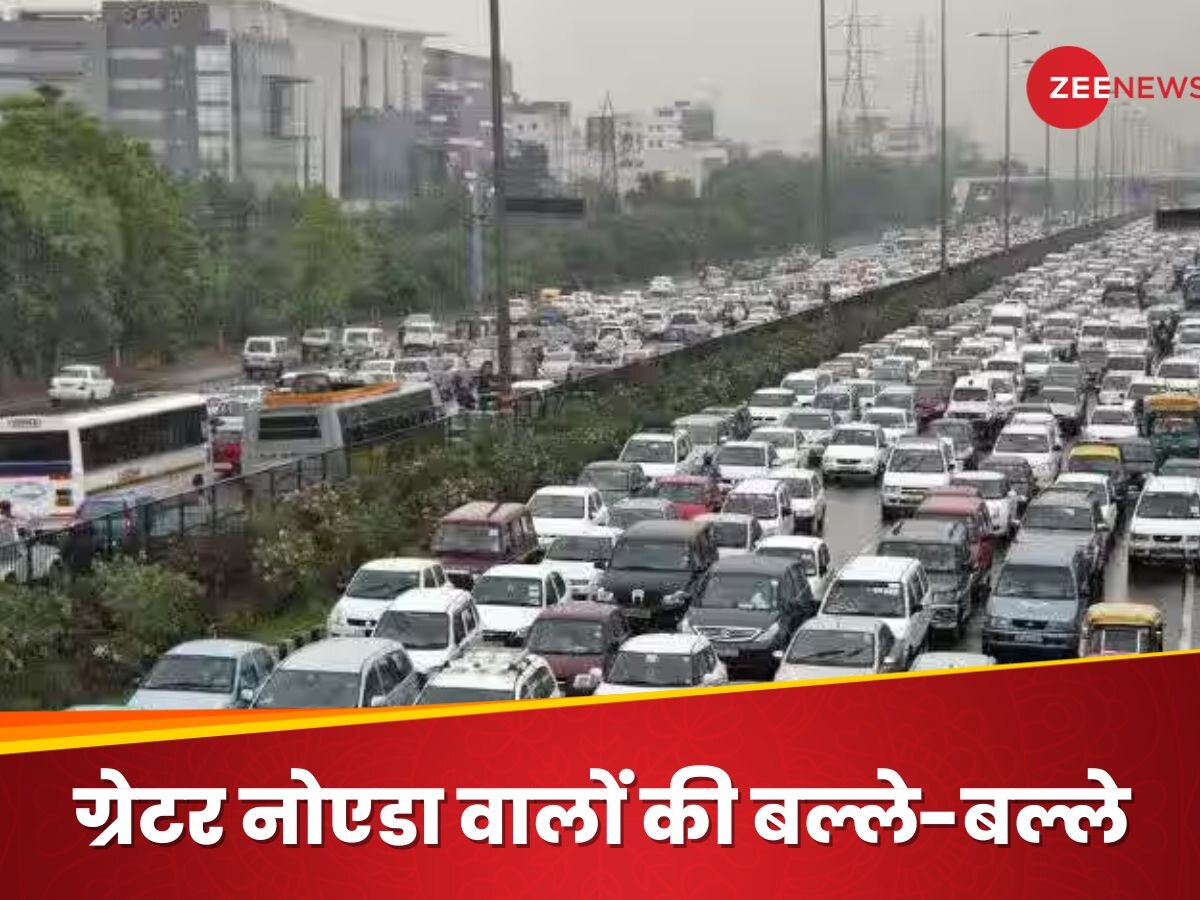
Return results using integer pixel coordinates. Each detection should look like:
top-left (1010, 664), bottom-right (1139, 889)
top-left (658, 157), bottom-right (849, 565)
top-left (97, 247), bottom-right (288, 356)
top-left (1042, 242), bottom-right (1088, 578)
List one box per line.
top-left (821, 423), bottom-right (888, 482)
top-left (993, 423), bottom-right (1060, 490)
top-left (1128, 476), bottom-right (1200, 567)
top-left (417, 647), bottom-right (560, 704)
top-left (327, 558), bottom-right (449, 637)
top-left (619, 431), bottom-right (694, 480)
top-left (371, 588), bottom-right (481, 674)
top-left (880, 438), bottom-right (953, 520)
top-left (946, 375), bottom-right (998, 431)
top-left (818, 555), bottom-right (934, 666)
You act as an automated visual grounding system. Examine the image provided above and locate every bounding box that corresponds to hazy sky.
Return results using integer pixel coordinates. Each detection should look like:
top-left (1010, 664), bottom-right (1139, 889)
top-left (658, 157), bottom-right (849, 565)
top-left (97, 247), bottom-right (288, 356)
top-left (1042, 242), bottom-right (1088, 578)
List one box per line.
top-left (19, 0), bottom-right (1200, 168)
top-left (288, 0), bottom-right (1200, 170)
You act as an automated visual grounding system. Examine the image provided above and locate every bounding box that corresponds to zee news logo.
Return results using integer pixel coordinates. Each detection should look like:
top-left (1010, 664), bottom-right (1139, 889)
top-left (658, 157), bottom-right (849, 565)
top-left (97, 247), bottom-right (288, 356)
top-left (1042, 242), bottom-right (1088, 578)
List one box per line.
top-left (1027, 45), bottom-right (1197, 130)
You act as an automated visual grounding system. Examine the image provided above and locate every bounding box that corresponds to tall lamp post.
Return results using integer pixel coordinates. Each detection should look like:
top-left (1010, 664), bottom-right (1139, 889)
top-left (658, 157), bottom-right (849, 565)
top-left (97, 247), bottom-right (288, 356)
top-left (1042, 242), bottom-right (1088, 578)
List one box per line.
top-left (974, 28), bottom-right (1040, 250)
top-left (488, 0), bottom-right (512, 390)
top-left (938, 0), bottom-right (948, 296)
top-left (819, 0), bottom-right (832, 259)
top-left (1018, 58), bottom-right (1051, 233)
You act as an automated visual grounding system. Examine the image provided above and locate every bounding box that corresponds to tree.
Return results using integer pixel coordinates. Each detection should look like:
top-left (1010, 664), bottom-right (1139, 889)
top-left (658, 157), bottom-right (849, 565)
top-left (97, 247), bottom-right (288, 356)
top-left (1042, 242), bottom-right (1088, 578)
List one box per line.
top-left (281, 190), bottom-right (361, 327)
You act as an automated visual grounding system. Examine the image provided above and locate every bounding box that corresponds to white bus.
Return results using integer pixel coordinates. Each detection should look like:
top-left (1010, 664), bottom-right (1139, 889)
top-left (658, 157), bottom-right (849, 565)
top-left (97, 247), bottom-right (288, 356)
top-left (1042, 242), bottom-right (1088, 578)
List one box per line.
top-left (0, 394), bottom-right (212, 530)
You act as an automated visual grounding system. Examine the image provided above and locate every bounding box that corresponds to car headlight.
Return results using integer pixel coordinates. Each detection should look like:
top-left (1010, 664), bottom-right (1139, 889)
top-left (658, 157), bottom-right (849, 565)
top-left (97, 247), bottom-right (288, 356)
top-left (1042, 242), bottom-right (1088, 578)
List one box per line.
top-left (596, 588), bottom-right (616, 604)
top-left (663, 591), bottom-right (687, 608)
top-left (755, 621), bottom-right (781, 643)
top-left (987, 616), bottom-right (1015, 630)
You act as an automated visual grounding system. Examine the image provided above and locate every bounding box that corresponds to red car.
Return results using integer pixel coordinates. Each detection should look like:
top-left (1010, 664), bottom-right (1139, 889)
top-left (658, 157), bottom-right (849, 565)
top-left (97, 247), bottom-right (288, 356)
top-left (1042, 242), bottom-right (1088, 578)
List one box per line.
top-left (913, 493), bottom-right (996, 573)
top-left (525, 601), bottom-right (632, 695)
top-left (650, 475), bottom-right (724, 520)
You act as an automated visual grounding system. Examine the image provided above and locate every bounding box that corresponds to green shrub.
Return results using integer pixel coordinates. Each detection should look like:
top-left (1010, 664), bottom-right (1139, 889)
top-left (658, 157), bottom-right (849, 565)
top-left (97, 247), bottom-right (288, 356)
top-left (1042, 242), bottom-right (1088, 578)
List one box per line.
top-left (90, 558), bottom-right (203, 666)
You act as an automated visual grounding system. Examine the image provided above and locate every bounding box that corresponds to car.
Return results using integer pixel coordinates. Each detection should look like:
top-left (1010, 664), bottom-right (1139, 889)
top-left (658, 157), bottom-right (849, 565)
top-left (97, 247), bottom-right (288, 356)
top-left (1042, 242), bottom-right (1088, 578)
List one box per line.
top-left (1035, 384), bottom-right (1086, 437)
top-left (880, 438), bottom-right (954, 520)
top-left (863, 407), bottom-right (917, 446)
top-left (472, 564), bottom-right (571, 645)
top-left (1048, 473), bottom-right (1120, 536)
top-left (910, 652), bottom-right (996, 670)
top-left (748, 388), bottom-right (800, 426)
top-left (929, 418), bottom-right (978, 471)
top-left (1084, 405), bottom-right (1140, 443)
top-left (1114, 436), bottom-right (1156, 494)
top-left (542, 529), bottom-right (621, 598)
top-left (721, 478), bottom-right (795, 538)
top-left (672, 414), bottom-right (733, 458)
top-left (1157, 356), bottom-right (1200, 393)
top-left (1159, 457), bottom-right (1200, 479)
top-left (327, 558), bottom-right (449, 638)
top-left (646, 475), bottom-right (723, 520)
top-left (779, 409), bottom-right (838, 465)
top-left (250, 638), bottom-right (422, 709)
top-left (912, 492), bottom-right (997, 573)
top-left (596, 520), bottom-right (717, 631)
top-left (993, 423), bottom-right (1061, 491)
top-left (432, 502), bottom-right (540, 589)
top-left (768, 467), bottom-right (826, 535)
top-left (817, 555), bottom-right (934, 665)
top-left (821, 423), bottom-right (888, 482)
top-left (241, 335), bottom-right (299, 379)
top-left (48, 364), bottom-right (115, 403)
top-left (983, 541), bottom-right (1092, 662)
top-left (417, 647), bottom-right (560, 704)
top-left (780, 370), bottom-right (832, 407)
top-left (300, 327), bottom-right (338, 361)
top-left (812, 385), bottom-right (859, 425)
top-left (608, 497), bottom-right (679, 530)
top-left (127, 640), bottom-right (277, 710)
top-left (1065, 443), bottom-right (1130, 503)
top-left (695, 512), bottom-right (764, 559)
top-left (593, 633), bottom-right (729, 695)
top-left (340, 327), bottom-right (391, 363)
top-left (683, 555), bottom-right (819, 678)
top-left (618, 432), bottom-right (695, 481)
top-left (526, 601), bottom-right (632, 695)
top-left (876, 519), bottom-right (981, 639)
top-left (1013, 494), bottom-right (1109, 597)
top-left (716, 440), bottom-right (780, 483)
top-left (773, 617), bottom-right (902, 682)
top-left (951, 471), bottom-right (1020, 537)
top-left (748, 427), bottom-right (806, 467)
top-left (1098, 371), bottom-right (1134, 407)
top-left (576, 461), bottom-right (650, 507)
top-left (527, 486), bottom-right (609, 548)
top-left (371, 587), bottom-right (481, 673)
top-left (1127, 476), bottom-right (1200, 567)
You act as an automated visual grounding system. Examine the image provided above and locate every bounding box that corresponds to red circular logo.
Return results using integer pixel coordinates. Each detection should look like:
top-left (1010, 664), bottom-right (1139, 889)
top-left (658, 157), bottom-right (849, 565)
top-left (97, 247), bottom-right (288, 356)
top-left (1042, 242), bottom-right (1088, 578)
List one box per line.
top-left (1026, 45), bottom-right (1109, 129)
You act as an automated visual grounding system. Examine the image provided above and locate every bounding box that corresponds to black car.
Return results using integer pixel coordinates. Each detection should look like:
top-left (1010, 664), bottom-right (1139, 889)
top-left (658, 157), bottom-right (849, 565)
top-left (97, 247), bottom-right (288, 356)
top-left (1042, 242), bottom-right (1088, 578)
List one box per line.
top-left (597, 520), bottom-right (717, 632)
top-left (980, 454), bottom-right (1036, 510)
top-left (1114, 437), bottom-right (1156, 494)
top-left (1013, 494), bottom-right (1109, 598)
top-left (876, 518), bottom-right (980, 640)
top-left (576, 461), bottom-right (649, 507)
top-left (687, 556), bottom-right (818, 678)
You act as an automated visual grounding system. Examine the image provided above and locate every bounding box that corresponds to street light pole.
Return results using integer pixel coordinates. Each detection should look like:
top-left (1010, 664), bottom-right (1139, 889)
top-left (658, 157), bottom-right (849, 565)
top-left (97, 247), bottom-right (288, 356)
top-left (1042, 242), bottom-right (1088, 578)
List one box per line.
top-left (1091, 118), bottom-right (1100, 221)
top-left (1043, 119), bottom-right (1051, 233)
top-left (819, 0), bottom-right (832, 259)
top-left (974, 28), bottom-right (1039, 251)
top-left (1073, 126), bottom-right (1081, 227)
top-left (488, 0), bottom-right (512, 390)
top-left (938, 0), bottom-right (948, 292)
top-left (1107, 106), bottom-right (1117, 218)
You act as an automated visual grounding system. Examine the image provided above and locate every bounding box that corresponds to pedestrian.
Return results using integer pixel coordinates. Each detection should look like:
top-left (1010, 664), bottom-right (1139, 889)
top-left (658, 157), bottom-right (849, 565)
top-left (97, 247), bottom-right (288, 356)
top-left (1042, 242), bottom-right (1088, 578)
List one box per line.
top-left (0, 499), bottom-right (29, 539)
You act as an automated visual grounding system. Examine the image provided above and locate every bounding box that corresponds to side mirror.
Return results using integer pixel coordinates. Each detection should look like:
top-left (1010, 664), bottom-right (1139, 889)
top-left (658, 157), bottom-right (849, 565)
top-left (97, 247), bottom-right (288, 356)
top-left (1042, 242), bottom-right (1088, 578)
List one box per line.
top-left (883, 654), bottom-right (898, 669)
top-left (238, 687), bottom-right (254, 705)
top-left (369, 695), bottom-right (387, 708)
top-left (700, 671), bottom-right (722, 687)
top-left (594, 558), bottom-right (609, 570)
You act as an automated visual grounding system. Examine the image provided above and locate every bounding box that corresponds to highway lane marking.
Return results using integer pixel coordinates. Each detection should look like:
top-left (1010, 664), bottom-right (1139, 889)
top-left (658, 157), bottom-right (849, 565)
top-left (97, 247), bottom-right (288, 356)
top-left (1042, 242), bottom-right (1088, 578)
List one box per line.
top-left (1181, 568), bottom-right (1196, 651)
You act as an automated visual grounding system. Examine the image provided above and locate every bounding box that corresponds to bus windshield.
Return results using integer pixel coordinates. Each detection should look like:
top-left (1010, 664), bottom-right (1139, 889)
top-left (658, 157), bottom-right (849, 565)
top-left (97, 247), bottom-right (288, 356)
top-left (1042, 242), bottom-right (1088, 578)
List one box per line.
top-left (0, 431), bottom-right (71, 471)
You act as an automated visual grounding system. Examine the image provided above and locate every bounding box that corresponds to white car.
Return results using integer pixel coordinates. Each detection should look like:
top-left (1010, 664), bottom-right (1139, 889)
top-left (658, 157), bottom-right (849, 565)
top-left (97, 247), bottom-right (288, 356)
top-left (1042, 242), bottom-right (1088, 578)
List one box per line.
top-left (951, 471), bottom-right (1019, 537)
top-left (910, 652), bottom-right (996, 671)
top-left (472, 564), bottom-right (571, 644)
top-left (755, 535), bottom-right (833, 599)
top-left (716, 440), bottom-right (780, 483)
top-left (594, 633), bottom-right (728, 695)
top-left (1157, 356), bottom-right (1200, 393)
top-left (780, 370), bottom-right (832, 408)
top-left (993, 423), bottom-right (1061, 491)
top-left (372, 587), bottom-right (481, 674)
top-left (748, 388), bottom-right (799, 425)
top-left (619, 432), bottom-right (695, 481)
top-left (768, 466), bottom-right (826, 535)
top-left (357, 359), bottom-right (403, 384)
top-left (818, 555), bottom-right (934, 665)
top-left (946, 375), bottom-right (998, 430)
top-left (527, 486), bottom-right (609, 548)
top-left (748, 427), bottom-right (804, 467)
top-left (821, 423), bottom-right (888, 482)
top-left (1020, 344), bottom-right (1055, 392)
top-left (1128, 476), bottom-right (1200, 566)
top-left (1083, 405), bottom-right (1139, 443)
top-left (128, 640), bottom-right (276, 710)
top-left (48, 364), bottom-right (115, 403)
top-left (863, 407), bottom-right (917, 446)
top-left (880, 438), bottom-right (954, 520)
top-left (780, 409), bottom-right (838, 466)
top-left (696, 512), bottom-right (763, 558)
top-left (327, 558), bottom-right (449, 637)
top-left (251, 638), bottom-right (422, 709)
top-left (541, 528), bottom-right (621, 598)
top-left (721, 478), bottom-right (795, 538)
top-left (773, 617), bottom-right (901, 682)
top-left (417, 647), bottom-right (560, 704)
top-left (1098, 372), bottom-right (1134, 408)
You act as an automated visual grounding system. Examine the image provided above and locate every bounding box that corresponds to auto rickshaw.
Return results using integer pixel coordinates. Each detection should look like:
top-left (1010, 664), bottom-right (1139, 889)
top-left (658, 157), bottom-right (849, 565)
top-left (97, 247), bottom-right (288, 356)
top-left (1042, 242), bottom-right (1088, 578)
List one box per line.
top-left (1065, 443), bottom-right (1130, 502)
top-left (1142, 393), bottom-right (1200, 467)
top-left (1079, 603), bottom-right (1165, 657)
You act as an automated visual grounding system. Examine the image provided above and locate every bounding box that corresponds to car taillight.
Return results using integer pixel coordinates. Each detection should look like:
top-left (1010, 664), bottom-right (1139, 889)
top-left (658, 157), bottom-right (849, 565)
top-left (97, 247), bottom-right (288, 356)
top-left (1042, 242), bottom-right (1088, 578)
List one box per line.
top-left (54, 489), bottom-right (73, 508)
top-left (124, 510), bottom-right (134, 537)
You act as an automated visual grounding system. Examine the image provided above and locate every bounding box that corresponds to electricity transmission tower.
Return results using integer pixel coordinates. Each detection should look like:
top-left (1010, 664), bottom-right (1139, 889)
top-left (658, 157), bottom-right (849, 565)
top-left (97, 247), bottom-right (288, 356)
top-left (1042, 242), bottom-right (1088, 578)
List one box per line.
top-left (902, 17), bottom-right (935, 161)
top-left (831, 0), bottom-right (883, 158)
top-left (595, 92), bottom-right (620, 209)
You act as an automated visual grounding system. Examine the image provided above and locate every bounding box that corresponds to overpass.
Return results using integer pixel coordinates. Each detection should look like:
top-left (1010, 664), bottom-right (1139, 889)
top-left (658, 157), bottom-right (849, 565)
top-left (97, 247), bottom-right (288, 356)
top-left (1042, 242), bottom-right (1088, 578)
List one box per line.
top-left (952, 173), bottom-right (1200, 221)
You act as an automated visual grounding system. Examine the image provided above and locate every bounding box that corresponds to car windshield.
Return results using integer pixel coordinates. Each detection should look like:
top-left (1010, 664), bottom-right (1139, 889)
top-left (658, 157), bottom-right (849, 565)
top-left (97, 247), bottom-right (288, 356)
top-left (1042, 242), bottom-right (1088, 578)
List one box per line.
top-left (876, 540), bottom-right (959, 573)
top-left (141, 654), bottom-right (236, 694)
top-left (1041, 388), bottom-right (1077, 405)
top-left (527, 619), bottom-right (606, 655)
top-left (433, 524), bottom-right (501, 555)
top-left (546, 535), bottom-right (614, 563)
top-left (781, 477), bottom-right (813, 499)
top-left (786, 413), bottom-right (833, 431)
top-left (995, 432), bottom-right (1050, 454)
top-left (679, 423), bottom-right (720, 445)
top-left (1159, 364), bottom-right (1198, 380)
top-left (750, 430), bottom-right (797, 450)
top-left (418, 685), bottom-right (512, 704)
top-left (245, 340), bottom-right (273, 354)
top-left (724, 493), bottom-right (779, 519)
top-left (1138, 493), bottom-right (1200, 520)
top-left (60, 366), bottom-right (94, 378)
top-left (831, 429), bottom-right (877, 447)
top-left (1044, 328), bottom-right (1075, 341)
top-left (1089, 626), bottom-right (1149, 655)
top-left (581, 466), bottom-right (632, 491)
top-left (752, 392), bottom-right (794, 408)
top-left (952, 477), bottom-right (1006, 500)
top-left (876, 393), bottom-right (911, 409)
top-left (346, 569), bottom-right (420, 600)
top-left (814, 393), bottom-right (851, 411)
top-left (1091, 409), bottom-right (1133, 426)
top-left (866, 410), bottom-right (906, 427)
top-left (373, 611), bottom-right (449, 650)
top-left (1118, 442), bottom-right (1154, 464)
top-left (608, 651), bottom-right (696, 687)
top-left (1022, 504), bottom-right (1094, 531)
top-left (699, 573), bottom-right (780, 610)
top-left (621, 439), bottom-right (675, 464)
top-left (1102, 374), bottom-right (1132, 391)
top-left (888, 449), bottom-right (944, 474)
top-left (611, 539), bottom-right (690, 571)
top-left (823, 580), bottom-right (905, 618)
top-left (654, 482), bottom-right (708, 505)
top-left (529, 495), bottom-right (586, 519)
top-left (993, 565), bottom-right (1075, 602)
top-left (473, 577), bottom-right (542, 608)
top-left (987, 359), bottom-right (1020, 373)
top-left (254, 670), bottom-right (361, 709)
top-left (1151, 416), bottom-right (1200, 436)
top-left (784, 630), bottom-right (876, 667)
top-left (1068, 456), bottom-right (1118, 476)
top-left (952, 388), bottom-right (989, 402)
top-left (783, 379), bottom-right (817, 396)
top-left (718, 446), bottom-right (767, 467)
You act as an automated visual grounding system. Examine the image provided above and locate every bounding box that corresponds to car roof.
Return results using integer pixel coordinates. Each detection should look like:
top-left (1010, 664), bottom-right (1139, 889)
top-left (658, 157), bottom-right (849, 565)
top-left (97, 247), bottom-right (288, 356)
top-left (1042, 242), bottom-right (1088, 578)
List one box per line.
top-left (769, 466), bottom-right (819, 479)
top-left (882, 518), bottom-right (965, 542)
top-left (917, 495), bottom-right (983, 513)
top-left (165, 639), bottom-right (266, 658)
top-left (383, 588), bottom-right (470, 614)
top-left (800, 615), bottom-right (887, 635)
top-left (531, 485), bottom-right (593, 498)
top-left (620, 519), bottom-right (708, 540)
top-left (1003, 540), bottom-right (1083, 566)
top-left (441, 501), bottom-right (528, 524)
top-left (613, 497), bottom-right (676, 511)
top-left (730, 478), bottom-right (785, 494)
top-left (709, 555), bottom-right (800, 577)
top-left (620, 633), bottom-right (708, 654)
top-left (357, 557), bottom-right (438, 574)
top-left (535, 600), bottom-right (624, 623)
top-left (478, 564), bottom-right (550, 580)
top-left (1142, 476), bottom-right (1200, 494)
top-left (627, 432), bottom-right (677, 442)
top-left (757, 535), bottom-right (826, 551)
top-left (695, 512), bottom-right (755, 527)
top-left (836, 555), bottom-right (917, 581)
top-left (279, 638), bottom-right (404, 673)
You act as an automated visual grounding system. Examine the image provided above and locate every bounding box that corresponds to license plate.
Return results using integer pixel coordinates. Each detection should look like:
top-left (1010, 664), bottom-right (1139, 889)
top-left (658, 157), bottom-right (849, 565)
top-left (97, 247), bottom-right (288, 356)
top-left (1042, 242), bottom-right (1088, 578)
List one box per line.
top-left (1012, 633), bottom-right (1043, 644)
top-left (716, 646), bottom-right (740, 659)
top-left (625, 607), bottom-right (651, 619)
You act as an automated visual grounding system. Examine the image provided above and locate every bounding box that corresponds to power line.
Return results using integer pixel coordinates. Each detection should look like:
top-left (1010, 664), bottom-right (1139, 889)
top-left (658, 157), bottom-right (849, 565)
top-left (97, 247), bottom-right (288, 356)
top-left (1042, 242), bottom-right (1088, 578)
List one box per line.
top-left (830, 0), bottom-right (884, 158)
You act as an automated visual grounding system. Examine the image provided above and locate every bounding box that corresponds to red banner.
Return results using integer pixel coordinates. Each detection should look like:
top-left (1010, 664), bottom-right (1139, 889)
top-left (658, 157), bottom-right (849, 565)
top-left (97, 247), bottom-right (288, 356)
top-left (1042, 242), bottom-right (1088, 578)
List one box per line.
top-left (1, 655), bottom-right (1197, 898)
